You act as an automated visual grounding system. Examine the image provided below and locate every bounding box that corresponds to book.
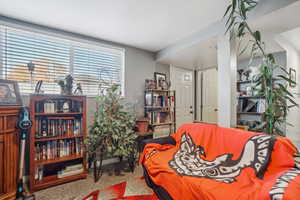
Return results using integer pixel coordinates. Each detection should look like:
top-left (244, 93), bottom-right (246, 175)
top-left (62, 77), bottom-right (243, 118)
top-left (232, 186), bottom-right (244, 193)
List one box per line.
top-left (58, 168), bottom-right (83, 179)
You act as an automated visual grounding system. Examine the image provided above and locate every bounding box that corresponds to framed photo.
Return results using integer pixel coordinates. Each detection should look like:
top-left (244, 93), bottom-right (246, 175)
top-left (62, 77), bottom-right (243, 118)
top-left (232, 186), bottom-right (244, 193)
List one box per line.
top-left (0, 79), bottom-right (22, 106)
top-left (154, 72), bottom-right (167, 90)
top-left (289, 68), bottom-right (296, 88)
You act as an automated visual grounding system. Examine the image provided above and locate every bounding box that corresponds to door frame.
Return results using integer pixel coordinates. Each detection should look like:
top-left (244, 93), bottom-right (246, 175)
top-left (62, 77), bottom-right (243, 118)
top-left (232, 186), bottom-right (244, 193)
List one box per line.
top-left (170, 65), bottom-right (195, 128)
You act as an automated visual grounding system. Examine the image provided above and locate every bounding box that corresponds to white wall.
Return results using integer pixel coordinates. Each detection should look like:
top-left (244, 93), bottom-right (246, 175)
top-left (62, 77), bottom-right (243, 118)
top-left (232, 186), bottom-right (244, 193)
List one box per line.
top-left (275, 35), bottom-right (300, 148)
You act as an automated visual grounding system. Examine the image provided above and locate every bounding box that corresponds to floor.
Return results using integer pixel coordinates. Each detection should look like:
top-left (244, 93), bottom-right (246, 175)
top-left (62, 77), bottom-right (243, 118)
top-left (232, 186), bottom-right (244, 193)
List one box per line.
top-left (34, 165), bottom-right (145, 200)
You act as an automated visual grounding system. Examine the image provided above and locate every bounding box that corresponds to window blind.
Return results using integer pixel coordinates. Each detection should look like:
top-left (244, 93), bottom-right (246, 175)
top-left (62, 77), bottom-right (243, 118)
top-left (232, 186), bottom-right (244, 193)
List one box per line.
top-left (0, 25), bottom-right (125, 96)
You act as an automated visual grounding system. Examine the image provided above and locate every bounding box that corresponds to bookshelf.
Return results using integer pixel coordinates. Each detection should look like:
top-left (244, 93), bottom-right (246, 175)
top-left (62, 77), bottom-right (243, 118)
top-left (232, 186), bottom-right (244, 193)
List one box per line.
top-left (29, 94), bottom-right (87, 192)
top-left (237, 80), bottom-right (265, 130)
top-left (144, 89), bottom-right (176, 138)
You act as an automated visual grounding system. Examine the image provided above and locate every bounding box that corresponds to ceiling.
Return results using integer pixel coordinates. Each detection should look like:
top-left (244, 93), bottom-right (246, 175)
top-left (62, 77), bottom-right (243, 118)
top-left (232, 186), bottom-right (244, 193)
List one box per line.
top-left (159, 0), bottom-right (300, 69)
top-left (0, 0), bottom-right (228, 52)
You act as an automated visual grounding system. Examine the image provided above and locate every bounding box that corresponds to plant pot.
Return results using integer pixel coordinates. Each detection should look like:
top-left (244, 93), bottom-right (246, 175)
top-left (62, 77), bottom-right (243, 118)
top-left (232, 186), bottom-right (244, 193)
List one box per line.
top-left (136, 120), bottom-right (149, 133)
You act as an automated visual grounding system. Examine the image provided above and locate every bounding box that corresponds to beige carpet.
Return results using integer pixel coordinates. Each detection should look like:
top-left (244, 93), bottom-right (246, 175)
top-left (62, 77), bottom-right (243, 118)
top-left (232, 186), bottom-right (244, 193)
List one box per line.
top-left (34, 166), bottom-right (146, 200)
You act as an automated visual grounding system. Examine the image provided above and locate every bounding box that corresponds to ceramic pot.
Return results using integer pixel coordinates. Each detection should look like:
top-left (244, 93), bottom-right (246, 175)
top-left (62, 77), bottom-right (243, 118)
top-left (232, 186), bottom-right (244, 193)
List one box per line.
top-left (136, 120), bottom-right (149, 133)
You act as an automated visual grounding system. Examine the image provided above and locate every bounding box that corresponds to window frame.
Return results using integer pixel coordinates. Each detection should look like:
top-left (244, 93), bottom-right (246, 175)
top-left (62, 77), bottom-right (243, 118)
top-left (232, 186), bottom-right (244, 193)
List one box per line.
top-left (0, 21), bottom-right (126, 97)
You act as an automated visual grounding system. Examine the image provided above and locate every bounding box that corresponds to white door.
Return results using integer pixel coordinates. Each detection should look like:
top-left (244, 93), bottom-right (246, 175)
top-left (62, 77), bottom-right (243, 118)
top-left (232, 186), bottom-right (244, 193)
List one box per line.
top-left (170, 66), bottom-right (194, 129)
top-left (201, 68), bottom-right (218, 124)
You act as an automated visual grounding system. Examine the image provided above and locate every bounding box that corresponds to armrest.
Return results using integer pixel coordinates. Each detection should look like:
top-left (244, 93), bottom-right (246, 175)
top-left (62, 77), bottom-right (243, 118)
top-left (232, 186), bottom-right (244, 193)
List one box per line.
top-left (138, 136), bottom-right (176, 152)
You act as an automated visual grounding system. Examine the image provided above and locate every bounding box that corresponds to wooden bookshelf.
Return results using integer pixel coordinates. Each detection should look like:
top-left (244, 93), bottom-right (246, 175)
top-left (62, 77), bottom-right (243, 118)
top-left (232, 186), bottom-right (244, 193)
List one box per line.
top-left (29, 94), bottom-right (87, 192)
top-left (144, 90), bottom-right (176, 138)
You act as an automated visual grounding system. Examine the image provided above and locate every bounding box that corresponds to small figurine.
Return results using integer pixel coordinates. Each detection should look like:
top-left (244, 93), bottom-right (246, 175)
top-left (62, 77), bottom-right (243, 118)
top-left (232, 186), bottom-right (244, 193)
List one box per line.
top-left (237, 69), bottom-right (244, 81)
top-left (34, 80), bottom-right (43, 94)
top-left (63, 101), bottom-right (70, 113)
top-left (57, 74), bottom-right (74, 95)
top-left (74, 83), bottom-right (83, 95)
top-left (243, 70), bottom-right (251, 81)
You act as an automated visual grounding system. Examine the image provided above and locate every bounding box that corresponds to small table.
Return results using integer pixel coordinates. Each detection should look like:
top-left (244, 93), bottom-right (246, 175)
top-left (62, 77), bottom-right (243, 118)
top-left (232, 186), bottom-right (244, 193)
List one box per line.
top-left (136, 131), bottom-right (153, 152)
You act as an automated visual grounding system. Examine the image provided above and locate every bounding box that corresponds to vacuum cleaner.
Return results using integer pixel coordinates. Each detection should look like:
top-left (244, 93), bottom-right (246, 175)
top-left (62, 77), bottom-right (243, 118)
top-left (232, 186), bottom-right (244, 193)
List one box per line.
top-left (16, 107), bottom-right (35, 200)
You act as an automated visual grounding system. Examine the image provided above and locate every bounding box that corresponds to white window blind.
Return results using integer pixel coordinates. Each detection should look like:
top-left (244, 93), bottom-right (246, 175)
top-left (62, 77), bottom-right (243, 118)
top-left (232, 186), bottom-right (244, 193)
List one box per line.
top-left (0, 25), bottom-right (125, 96)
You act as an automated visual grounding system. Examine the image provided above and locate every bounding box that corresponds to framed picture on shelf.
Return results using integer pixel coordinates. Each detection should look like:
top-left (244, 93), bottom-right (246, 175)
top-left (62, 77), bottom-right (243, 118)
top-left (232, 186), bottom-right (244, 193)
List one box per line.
top-left (289, 68), bottom-right (296, 88)
top-left (154, 72), bottom-right (167, 90)
top-left (0, 79), bottom-right (22, 106)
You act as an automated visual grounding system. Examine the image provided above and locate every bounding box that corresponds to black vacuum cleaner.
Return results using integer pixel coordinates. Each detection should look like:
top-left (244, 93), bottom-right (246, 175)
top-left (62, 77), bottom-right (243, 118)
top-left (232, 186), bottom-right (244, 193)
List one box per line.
top-left (16, 107), bottom-right (35, 200)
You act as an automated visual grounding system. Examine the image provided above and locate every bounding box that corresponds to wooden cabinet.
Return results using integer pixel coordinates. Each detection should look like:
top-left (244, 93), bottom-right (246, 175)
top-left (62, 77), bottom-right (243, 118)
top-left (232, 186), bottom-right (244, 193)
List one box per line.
top-left (0, 106), bottom-right (21, 200)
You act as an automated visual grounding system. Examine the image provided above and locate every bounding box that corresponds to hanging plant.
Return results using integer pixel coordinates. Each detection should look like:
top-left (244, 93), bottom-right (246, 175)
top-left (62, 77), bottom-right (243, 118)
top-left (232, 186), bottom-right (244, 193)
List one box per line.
top-left (224, 0), bottom-right (298, 136)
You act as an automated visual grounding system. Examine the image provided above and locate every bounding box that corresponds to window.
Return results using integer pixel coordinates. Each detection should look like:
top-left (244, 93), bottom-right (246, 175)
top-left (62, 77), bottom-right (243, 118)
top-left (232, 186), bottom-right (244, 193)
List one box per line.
top-left (0, 25), bottom-right (125, 96)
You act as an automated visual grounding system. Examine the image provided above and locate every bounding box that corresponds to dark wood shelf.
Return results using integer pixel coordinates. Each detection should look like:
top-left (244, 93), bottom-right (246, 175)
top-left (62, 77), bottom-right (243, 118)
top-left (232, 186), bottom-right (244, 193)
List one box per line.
top-left (145, 89), bottom-right (175, 92)
top-left (238, 96), bottom-right (265, 99)
top-left (237, 80), bottom-right (252, 84)
top-left (151, 122), bottom-right (175, 126)
top-left (35, 154), bottom-right (83, 165)
top-left (237, 112), bottom-right (264, 115)
top-left (35, 134), bottom-right (84, 142)
top-left (145, 106), bottom-right (173, 108)
top-left (33, 172), bottom-right (87, 191)
top-left (34, 112), bottom-right (82, 116)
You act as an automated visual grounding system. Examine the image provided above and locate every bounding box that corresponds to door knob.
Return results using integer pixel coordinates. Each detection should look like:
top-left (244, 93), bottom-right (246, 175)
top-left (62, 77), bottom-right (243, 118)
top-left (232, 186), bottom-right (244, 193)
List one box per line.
top-left (214, 108), bottom-right (218, 111)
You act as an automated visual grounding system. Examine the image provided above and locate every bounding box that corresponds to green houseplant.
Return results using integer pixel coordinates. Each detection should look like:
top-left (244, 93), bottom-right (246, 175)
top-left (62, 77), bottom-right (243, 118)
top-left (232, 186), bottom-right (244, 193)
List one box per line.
top-left (85, 84), bottom-right (137, 181)
top-left (224, 0), bottom-right (298, 136)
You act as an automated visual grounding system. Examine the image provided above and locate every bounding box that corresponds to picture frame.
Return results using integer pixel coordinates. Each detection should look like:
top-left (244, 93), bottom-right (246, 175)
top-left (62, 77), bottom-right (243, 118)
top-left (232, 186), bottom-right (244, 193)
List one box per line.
top-left (0, 79), bottom-right (22, 106)
top-left (154, 72), bottom-right (167, 90)
top-left (289, 68), bottom-right (296, 88)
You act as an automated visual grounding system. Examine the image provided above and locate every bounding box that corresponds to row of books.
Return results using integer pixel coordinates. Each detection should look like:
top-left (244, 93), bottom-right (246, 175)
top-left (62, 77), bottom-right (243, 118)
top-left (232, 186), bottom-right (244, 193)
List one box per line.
top-left (145, 93), bottom-right (175, 107)
top-left (34, 138), bottom-right (83, 161)
top-left (148, 111), bottom-right (174, 124)
top-left (35, 99), bottom-right (82, 113)
top-left (36, 118), bottom-right (82, 138)
top-left (237, 99), bottom-right (266, 113)
top-left (34, 163), bottom-right (84, 181)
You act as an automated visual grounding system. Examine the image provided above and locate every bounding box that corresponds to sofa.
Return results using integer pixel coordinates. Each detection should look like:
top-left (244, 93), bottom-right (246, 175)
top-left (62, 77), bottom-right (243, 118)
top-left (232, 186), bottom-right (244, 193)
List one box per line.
top-left (140, 123), bottom-right (300, 200)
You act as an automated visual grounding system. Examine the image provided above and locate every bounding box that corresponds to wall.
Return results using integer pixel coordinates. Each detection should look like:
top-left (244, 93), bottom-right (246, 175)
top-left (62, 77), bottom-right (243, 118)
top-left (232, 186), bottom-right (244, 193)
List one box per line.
top-left (238, 51), bottom-right (287, 70)
top-left (155, 63), bottom-right (170, 81)
top-left (276, 35), bottom-right (300, 149)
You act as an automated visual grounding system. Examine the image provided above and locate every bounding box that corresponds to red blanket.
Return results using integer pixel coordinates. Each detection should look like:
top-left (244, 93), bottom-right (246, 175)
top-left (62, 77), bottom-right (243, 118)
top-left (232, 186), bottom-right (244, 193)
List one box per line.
top-left (140, 123), bottom-right (300, 200)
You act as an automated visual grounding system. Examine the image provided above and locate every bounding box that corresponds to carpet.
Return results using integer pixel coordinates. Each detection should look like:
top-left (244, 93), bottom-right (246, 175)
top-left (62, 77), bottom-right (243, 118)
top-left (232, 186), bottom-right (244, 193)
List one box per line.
top-left (82, 177), bottom-right (158, 200)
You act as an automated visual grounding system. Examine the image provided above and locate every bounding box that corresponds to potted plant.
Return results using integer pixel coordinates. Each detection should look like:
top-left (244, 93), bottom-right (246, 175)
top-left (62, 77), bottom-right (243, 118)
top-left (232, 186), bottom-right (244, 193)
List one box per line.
top-left (135, 118), bottom-right (150, 134)
top-left (224, 0), bottom-right (298, 135)
top-left (85, 84), bottom-right (137, 181)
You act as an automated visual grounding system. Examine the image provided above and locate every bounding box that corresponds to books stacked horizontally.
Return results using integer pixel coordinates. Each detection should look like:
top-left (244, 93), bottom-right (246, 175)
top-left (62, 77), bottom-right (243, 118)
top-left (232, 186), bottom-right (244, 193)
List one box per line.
top-left (35, 138), bottom-right (83, 161)
top-left (58, 164), bottom-right (84, 179)
top-left (153, 125), bottom-right (170, 138)
top-left (35, 118), bottom-right (82, 138)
